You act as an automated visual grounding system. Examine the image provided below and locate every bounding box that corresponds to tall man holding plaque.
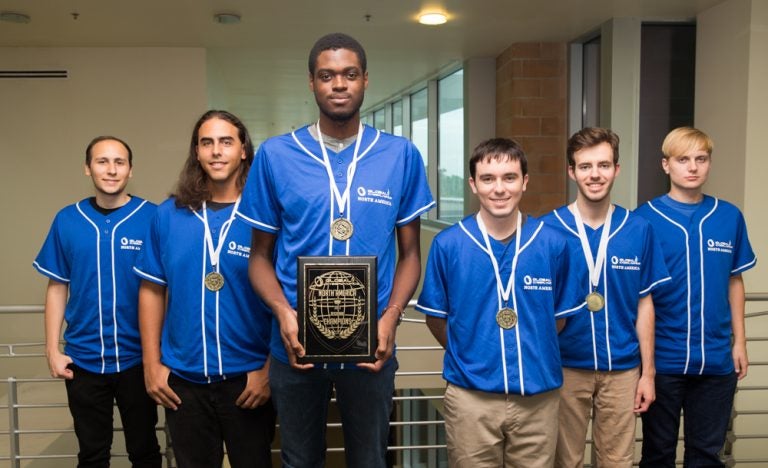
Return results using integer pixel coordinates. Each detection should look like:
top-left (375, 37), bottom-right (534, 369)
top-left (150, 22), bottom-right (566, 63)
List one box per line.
top-left (135, 110), bottom-right (275, 467)
top-left (237, 33), bottom-right (434, 467)
top-left (541, 127), bottom-right (670, 467)
top-left (33, 136), bottom-right (162, 467)
top-left (416, 138), bottom-right (582, 468)
top-left (636, 127), bottom-right (756, 467)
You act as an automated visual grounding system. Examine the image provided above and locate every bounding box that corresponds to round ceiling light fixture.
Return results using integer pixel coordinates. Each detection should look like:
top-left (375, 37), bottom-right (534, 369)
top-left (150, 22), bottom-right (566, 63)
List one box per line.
top-left (213, 13), bottom-right (241, 25)
top-left (0, 11), bottom-right (31, 24)
top-left (418, 12), bottom-right (447, 26)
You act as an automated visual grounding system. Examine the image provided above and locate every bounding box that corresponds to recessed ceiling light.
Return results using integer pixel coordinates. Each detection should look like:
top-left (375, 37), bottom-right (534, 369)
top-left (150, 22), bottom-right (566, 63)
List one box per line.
top-left (418, 12), bottom-right (447, 26)
top-left (213, 13), bottom-right (241, 25)
top-left (0, 11), bottom-right (31, 24)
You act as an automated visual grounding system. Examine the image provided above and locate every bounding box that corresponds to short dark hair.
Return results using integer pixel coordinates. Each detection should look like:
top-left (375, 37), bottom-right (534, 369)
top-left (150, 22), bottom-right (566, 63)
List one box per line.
top-left (172, 110), bottom-right (255, 210)
top-left (308, 33), bottom-right (367, 75)
top-left (85, 136), bottom-right (133, 166)
top-left (469, 138), bottom-right (528, 179)
top-left (567, 127), bottom-right (620, 167)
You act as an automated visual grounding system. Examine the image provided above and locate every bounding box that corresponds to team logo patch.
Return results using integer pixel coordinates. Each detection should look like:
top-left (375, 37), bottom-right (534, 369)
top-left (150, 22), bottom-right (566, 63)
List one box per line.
top-left (119, 237), bottom-right (143, 251)
top-left (611, 255), bottom-right (641, 271)
top-left (227, 241), bottom-right (250, 258)
top-left (707, 238), bottom-right (733, 254)
top-left (522, 275), bottom-right (553, 291)
top-left (356, 185), bottom-right (393, 207)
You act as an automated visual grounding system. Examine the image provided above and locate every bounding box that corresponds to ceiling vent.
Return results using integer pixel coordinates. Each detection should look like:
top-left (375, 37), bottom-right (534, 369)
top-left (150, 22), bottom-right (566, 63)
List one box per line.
top-left (0, 70), bottom-right (68, 79)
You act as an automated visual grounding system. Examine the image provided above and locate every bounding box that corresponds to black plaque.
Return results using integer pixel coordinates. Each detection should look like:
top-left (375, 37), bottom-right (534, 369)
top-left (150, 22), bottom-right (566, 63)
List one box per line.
top-left (297, 256), bottom-right (377, 363)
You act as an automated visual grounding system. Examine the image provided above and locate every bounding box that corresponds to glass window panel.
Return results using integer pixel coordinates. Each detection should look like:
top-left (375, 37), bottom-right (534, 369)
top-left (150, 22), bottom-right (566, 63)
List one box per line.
top-left (373, 108), bottom-right (386, 131)
top-left (438, 69), bottom-right (464, 223)
top-left (392, 100), bottom-right (403, 136)
top-left (410, 88), bottom-right (428, 168)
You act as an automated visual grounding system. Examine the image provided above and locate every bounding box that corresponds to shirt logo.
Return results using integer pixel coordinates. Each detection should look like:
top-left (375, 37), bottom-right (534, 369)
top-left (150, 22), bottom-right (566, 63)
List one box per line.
top-left (119, 237), bottom-right (143, 251)
top-left (523, 275), bottom-right (553, 291)
top-left (356, 185), bottom-right (393, 207)
top-left (227, 241), bottom-right (250, 258)
top-left (707, 238), bottom-right (733, 254)
top-left (610, 255), bottom-right (640, 271)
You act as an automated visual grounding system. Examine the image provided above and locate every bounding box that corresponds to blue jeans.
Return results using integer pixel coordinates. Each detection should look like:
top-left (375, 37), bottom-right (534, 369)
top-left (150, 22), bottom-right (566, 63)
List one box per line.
top-left (640, 373), bottom-right (737, 468)
top-left (269, 356), bottom-right (397, 468)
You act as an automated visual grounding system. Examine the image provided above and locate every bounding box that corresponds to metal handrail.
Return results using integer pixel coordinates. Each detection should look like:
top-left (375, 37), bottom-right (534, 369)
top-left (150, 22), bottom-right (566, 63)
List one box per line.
top-left (3, 295), bottom-right (768, 467)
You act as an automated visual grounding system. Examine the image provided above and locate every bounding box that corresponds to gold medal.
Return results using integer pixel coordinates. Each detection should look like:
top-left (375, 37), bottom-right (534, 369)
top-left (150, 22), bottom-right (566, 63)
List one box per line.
top-left (331, 218), bottom-right (354, 241)
top-left (204, 271), bottom-right (225, 291)
top-left (586, 291), bottom-right (605, 312)
top-left (496, 307), bottom-right (518, 329)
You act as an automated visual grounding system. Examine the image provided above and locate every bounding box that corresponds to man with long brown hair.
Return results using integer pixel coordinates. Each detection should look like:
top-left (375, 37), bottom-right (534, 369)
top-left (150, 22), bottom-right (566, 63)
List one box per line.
top-left (135, 110), bottom-right (275, 467)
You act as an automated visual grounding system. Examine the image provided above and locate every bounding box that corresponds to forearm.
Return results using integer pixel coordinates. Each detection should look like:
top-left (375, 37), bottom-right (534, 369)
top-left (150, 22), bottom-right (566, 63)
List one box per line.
top-left (249, 230), bottom-right (293, 319)
top-left (729, 275), bottom-right (746, 347)
top-left (385, 220), bottom-right (422, 320)
top-left (138, 280), bottom-right (167, 366)
top-left (44, 280), bottom-right (68, 356)
top-left (636, 294), bottom-right (656, 377)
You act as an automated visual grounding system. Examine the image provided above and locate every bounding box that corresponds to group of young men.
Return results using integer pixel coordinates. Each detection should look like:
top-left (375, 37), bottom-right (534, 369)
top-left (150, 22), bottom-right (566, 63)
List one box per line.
top-left (33, 31), bottom-right (754, 468)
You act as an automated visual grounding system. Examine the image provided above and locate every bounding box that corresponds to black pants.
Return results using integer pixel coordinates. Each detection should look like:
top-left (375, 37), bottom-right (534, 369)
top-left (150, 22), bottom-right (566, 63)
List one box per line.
top-left (165, 373), bottom-right (276, 468)
top-left (65, 364), bottom-right (161, 468)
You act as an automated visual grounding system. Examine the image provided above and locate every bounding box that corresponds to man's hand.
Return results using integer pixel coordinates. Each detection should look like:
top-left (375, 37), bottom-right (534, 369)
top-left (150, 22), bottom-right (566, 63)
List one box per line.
top-left (236, 365), bottom-right (271, 409)
top-left (275, 305), bottom-right (313, 370)
top-left (358, 307), bottom-right (398, 372)
top-left (633, 374), bottom-right (655, 414)
top-left (144, 361), bottom-right (181, 410)
top-left (47, 350), bottom-right (74, 379)
top-left (733, 341), bottom-right (749, 380)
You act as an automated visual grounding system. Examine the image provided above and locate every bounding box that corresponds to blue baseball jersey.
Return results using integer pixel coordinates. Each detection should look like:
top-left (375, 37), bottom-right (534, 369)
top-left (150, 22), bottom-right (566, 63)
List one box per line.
top-left (541, 205), bottom-right (671, 371)
top-left (415, 214), bottom-right (583, 395)
top-left (134, 199), bottom-right (271, 383)
top-left (635, 195), bottom-right (756, 375)
top-left (236, 124), bottom-right (435, 365)
top-left (33, 196), bottom-right (156, 374)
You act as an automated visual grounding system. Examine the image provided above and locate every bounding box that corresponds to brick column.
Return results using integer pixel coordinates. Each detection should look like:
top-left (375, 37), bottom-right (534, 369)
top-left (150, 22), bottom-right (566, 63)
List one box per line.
top-left (496, 43), bottom-right (568, 215)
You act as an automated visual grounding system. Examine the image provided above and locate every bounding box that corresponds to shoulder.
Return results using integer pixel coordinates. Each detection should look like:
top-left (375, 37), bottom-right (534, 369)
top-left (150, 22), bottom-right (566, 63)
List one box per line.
top-left (709, 196), bottom-right (743, 216)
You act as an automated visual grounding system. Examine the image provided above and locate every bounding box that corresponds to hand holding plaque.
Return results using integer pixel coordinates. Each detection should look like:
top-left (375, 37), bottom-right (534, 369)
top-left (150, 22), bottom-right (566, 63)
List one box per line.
top-left (297, 256), bottom-right (377, 363)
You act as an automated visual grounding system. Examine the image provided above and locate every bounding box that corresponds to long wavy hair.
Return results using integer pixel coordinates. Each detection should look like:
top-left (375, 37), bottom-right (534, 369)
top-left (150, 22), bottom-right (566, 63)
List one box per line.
top-left (172, 110), bottom-right (255, 210)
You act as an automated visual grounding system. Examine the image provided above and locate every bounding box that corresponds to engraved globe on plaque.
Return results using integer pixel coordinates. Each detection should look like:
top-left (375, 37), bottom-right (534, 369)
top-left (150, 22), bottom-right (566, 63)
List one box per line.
top-left (308, 271), bottom-right (366, 342)
top-left (297, 256), bottom-right (377, 363)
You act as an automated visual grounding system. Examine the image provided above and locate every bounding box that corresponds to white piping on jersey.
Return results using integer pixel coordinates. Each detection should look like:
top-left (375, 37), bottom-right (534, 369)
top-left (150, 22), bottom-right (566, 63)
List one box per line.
top-left (697, 200), bottom-right (717, 374)
top-left (32, 262), bottom-right (70, 282)
top-left (732, 258), bottom-right (756, 275)
top-left (235, 212), bottom-right (279, 232)
top-left (75, 202), bottom-right (106, 374)
top-left (416, 304), bottom-right (447, 316)
top-left (198, 228), bottom-right (209, 377)
top-left (640, 276), bottom-right (672, 296)
top-left (458, 217), bottom-right (543, 395)
top-left (603, 256), bottom-right (612, 370)
top-left (647, 200), bottom-right (720, 374)
top-left (291, 126), bottom-right (381, 257)
top-left (132, 267), bottom-right (167, 285)
top-left (108, 200), bottom-right (149, 373)
top-left (397, 201), bottom-right (437, 225)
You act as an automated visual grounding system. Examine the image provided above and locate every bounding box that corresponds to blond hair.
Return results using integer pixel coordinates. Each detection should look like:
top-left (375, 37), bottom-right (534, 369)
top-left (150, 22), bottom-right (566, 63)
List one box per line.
top-left (661, 127), bottom-right (713, 159)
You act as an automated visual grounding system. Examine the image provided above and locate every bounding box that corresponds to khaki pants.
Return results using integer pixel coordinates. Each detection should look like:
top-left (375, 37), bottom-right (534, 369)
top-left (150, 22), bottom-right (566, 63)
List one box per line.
top-left (444, 383), bottom-right (560, 468)
top-left (555, 367), bottom-right (640, 468)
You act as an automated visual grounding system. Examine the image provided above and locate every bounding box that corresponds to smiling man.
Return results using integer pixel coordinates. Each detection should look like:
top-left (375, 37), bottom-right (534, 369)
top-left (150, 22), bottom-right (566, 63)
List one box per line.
top-left (237, 33), bottom-right (434, 467)
top-left (33, 136), bottom-right (161, 468)
top-left (541, 127), bottom-right (670, 468)
top-left (135, 110), bottom-right (275, 467)
top-left (635, 127), bottom-right (756, 468)
top-left (416, 138), bottom-right (582, 467)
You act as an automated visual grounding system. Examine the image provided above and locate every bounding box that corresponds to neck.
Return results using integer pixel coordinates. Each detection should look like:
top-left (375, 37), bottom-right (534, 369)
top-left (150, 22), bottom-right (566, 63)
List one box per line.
top-left (318, 114), bottom-right (360, 140)
top-left (479, 209), bottom-right (519, 240)
top-left (94, 192), bottom-right (130, 210)
top-left (668, 186), bottom-right (704, 204)
top-left (573, 197), bottom-right (611, 228)
top-left (208, 180), bottom-right (241, 203)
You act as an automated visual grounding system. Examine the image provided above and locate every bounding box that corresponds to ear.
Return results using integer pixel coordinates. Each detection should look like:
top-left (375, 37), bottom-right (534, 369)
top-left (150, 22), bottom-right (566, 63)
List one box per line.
top-left (468, 177), bottom-right (478, 194)
top-left (661, 157), bottom-right (670, 174)
top-left (567, 165), bottom-right (576, 182)
top-left (309, 72), bottom-right (315, 93)
top-left (84, 163), bottom-right (91, 177)
top-left (363, 71), bottom-right (369, 90)
top-left (614, 163), bottom-right (621, 178)
top-left (521, 174), bottom-right (529, 192)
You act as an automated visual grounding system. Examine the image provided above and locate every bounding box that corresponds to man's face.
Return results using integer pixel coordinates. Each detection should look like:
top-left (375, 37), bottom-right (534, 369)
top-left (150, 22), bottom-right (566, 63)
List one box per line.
top-left (309, 48), bottom-right (368, 122)
top-left (85, 139), bottom-right (132, 196)
top-left (662, 149), bottom-right (711, 193)
top-left (568, 142), bottom-right (620, 204)
top-left (195, 117), bottom-right (246, 186)
top-left (469, 156), bottom-right (528, 221)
